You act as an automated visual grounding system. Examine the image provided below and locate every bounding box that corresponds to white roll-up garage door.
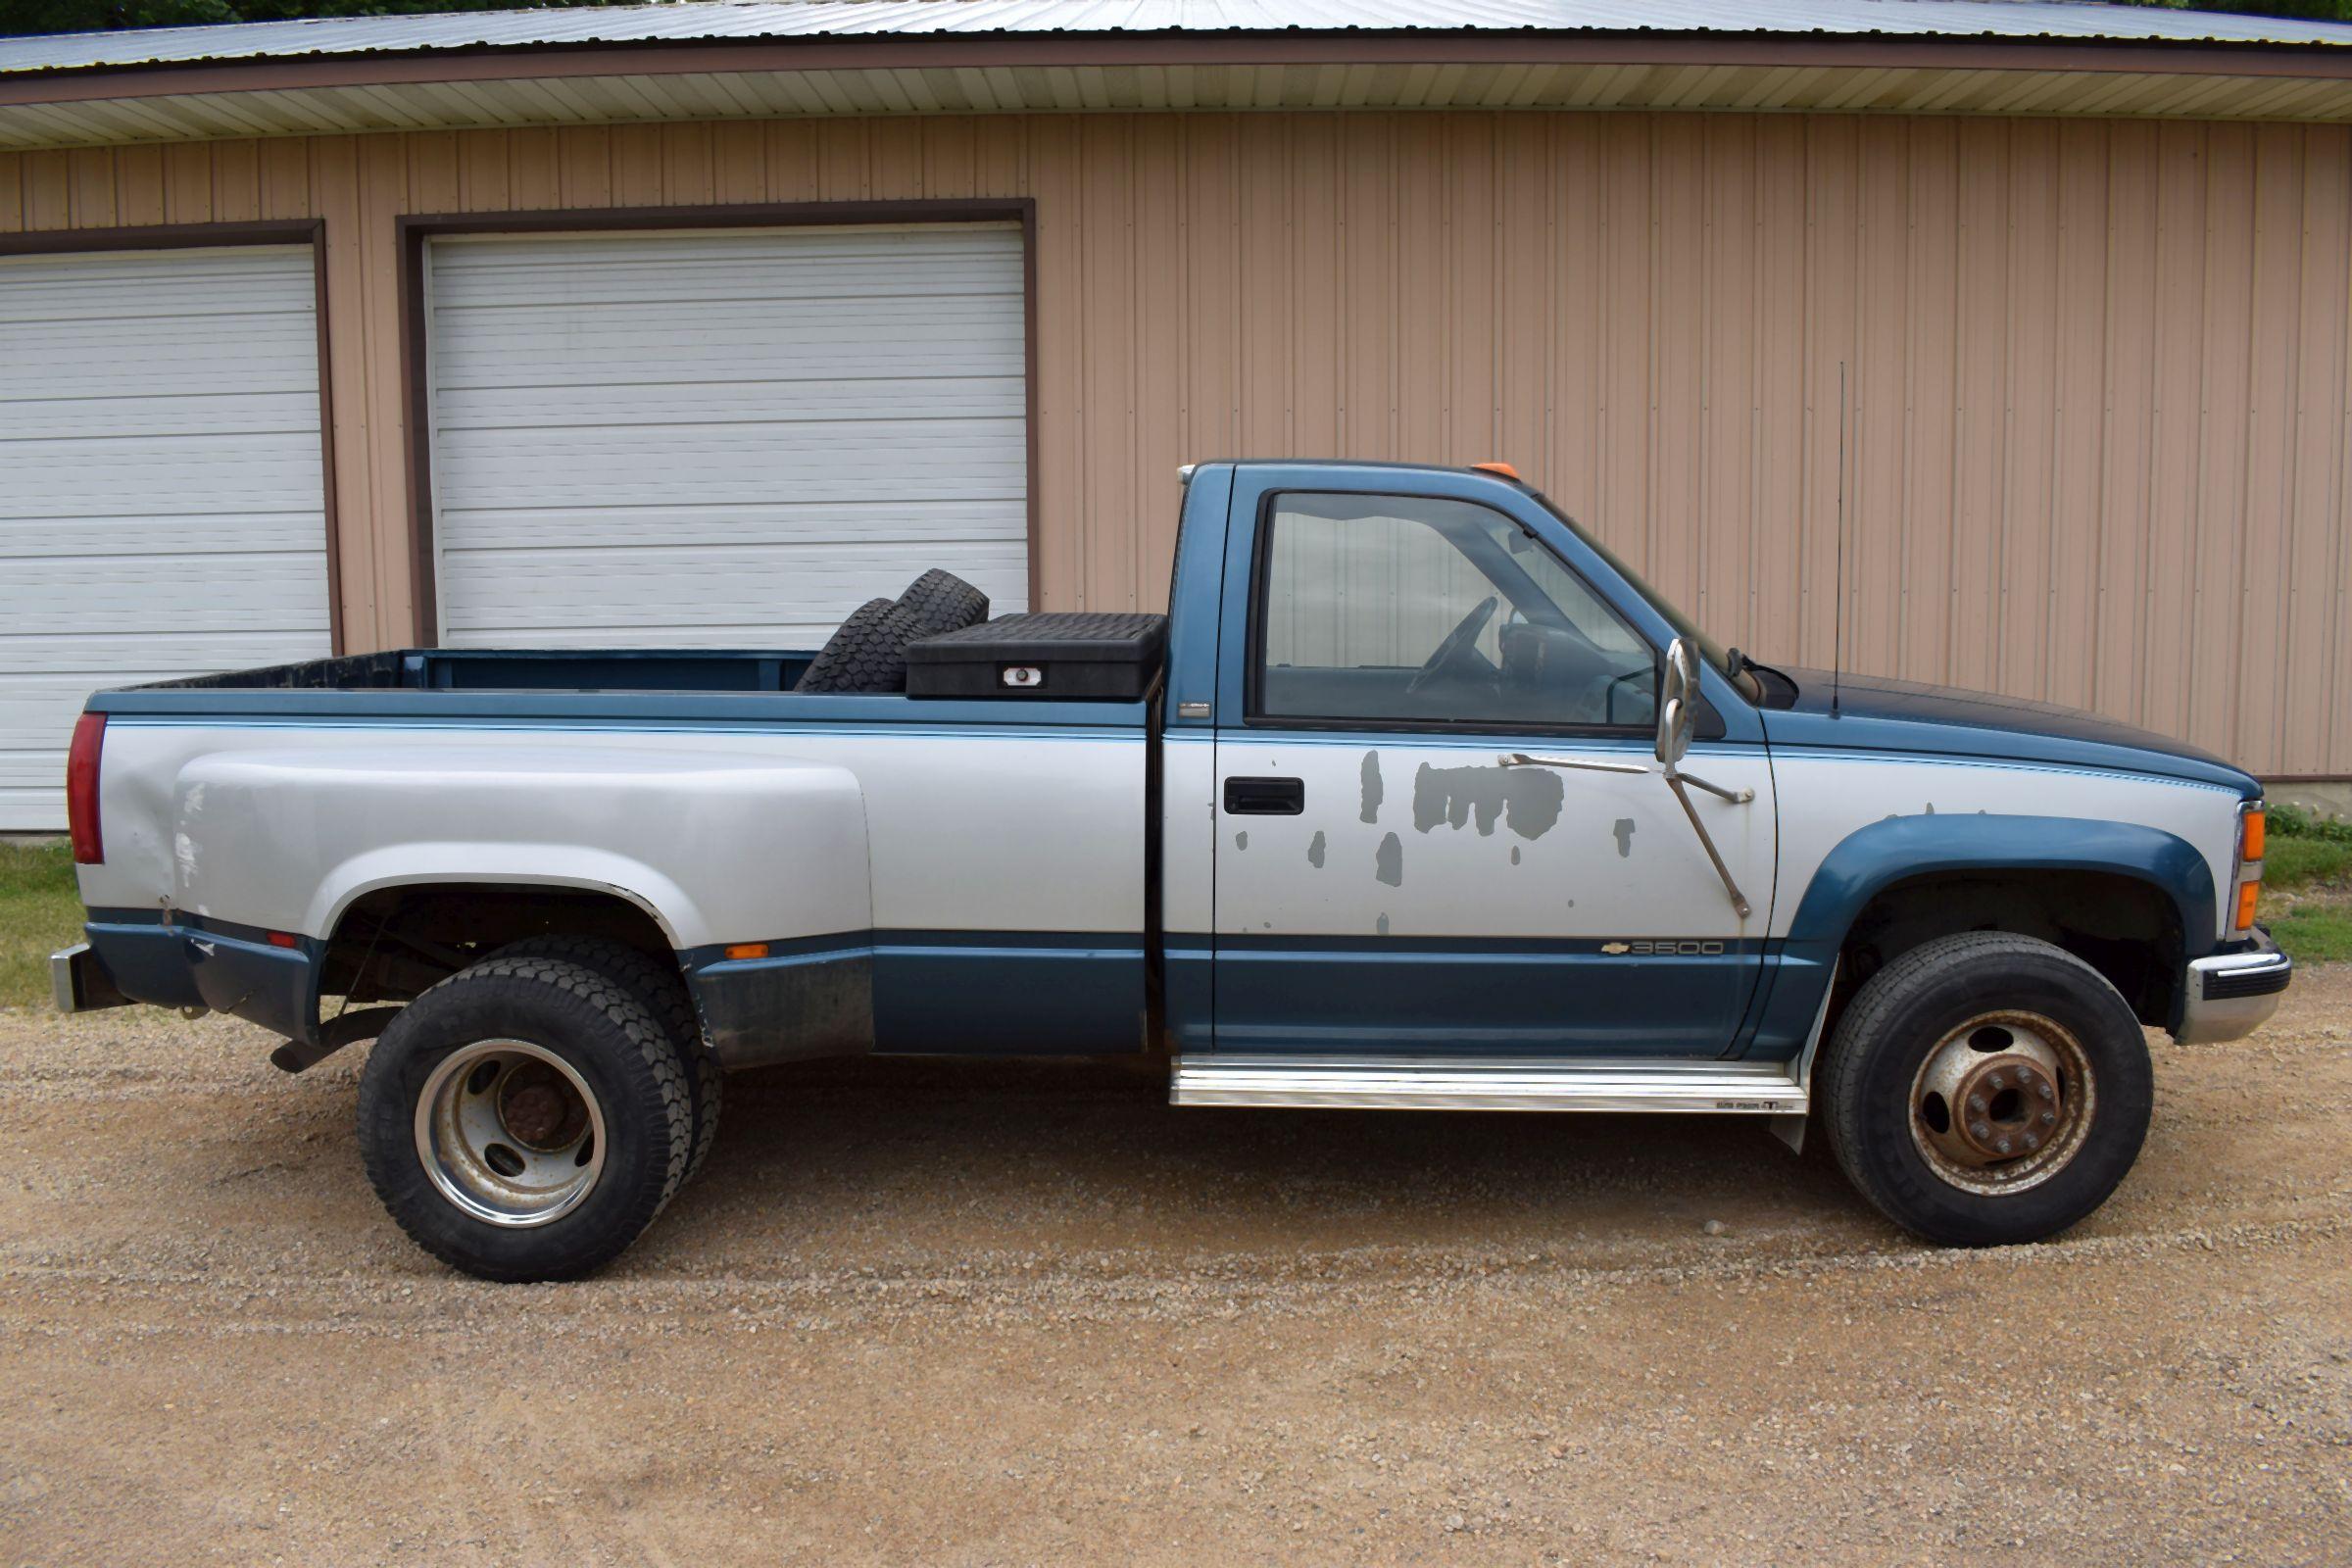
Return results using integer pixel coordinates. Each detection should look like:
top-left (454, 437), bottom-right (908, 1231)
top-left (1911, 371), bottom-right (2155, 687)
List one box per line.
top-left (0, 245), bottom-right (330, 832)
top-left (424, 223), bottom-right (1028, 649)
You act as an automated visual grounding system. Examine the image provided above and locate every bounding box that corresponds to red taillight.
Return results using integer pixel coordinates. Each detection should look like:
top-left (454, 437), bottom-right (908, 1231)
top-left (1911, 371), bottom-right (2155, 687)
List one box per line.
top-left (67, 711), bottom-right (105, 864)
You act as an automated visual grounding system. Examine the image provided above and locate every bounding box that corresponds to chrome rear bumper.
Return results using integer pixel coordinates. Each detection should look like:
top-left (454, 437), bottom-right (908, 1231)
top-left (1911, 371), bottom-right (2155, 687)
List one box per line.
top-left (2174, 930), bottom-right (2291, 1045)
top-left (50, 943), bottom-right (127, 1015)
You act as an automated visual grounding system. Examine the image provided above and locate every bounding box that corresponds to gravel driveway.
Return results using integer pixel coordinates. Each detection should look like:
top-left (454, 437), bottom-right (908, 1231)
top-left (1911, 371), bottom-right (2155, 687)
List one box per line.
top-left (3, 970), bottom-right (2348, 1564)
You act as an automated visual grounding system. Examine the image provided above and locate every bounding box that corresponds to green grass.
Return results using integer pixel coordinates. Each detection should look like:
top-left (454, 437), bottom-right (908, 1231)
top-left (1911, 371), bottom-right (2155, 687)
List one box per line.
top-left (2264, 834), bottom-right (2352, 893)
top-left (0, 839), bottom-right (80, 1011)
top-left (2260, 804), bottom-right (2352, 967)
top-left (2269, 903), bottom-right (2352, 964)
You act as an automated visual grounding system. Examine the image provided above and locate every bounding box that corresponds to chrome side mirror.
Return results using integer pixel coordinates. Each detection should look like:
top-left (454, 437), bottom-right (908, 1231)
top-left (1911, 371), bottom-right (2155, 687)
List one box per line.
top-left (1652, 636), bottom-right (1755, 919)
top-left (1655, 637), bottom-right (1700, 768)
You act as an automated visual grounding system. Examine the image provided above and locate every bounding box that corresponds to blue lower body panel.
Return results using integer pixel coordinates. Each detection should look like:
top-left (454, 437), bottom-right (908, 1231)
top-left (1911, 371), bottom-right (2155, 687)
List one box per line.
top-left (81, 910), bottom-right (319, 1044)
top-left (684, 929), bottom-right (1150, 1062)
top-left (872, 932), bottom-right (1148, 1054)
top-left (1209, 935), bottom-right (1768, 1056)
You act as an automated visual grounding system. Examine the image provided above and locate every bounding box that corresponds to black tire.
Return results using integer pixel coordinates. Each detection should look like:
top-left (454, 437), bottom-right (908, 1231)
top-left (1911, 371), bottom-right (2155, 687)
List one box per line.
top-left (491, 935), bottom-right (722, 1185)
top-left (1821, 932), bottom-right (2153, 1247)
top-left (795, 596), bottom-right (920, 694)
top-left (358, 956), bottom-right (693, 1281)
top-left (894, 568), bottom-right (990, 638)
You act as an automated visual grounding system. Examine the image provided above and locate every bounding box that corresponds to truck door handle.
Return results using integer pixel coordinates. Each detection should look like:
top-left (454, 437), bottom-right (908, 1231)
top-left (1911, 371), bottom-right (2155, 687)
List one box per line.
top-left (1224, 776), bottom-right (1305, 815)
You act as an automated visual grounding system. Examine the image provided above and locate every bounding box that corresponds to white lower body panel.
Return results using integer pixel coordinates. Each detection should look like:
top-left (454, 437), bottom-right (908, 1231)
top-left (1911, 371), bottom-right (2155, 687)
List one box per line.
top-left (1169, 1055), bottom-right (1806, 1114)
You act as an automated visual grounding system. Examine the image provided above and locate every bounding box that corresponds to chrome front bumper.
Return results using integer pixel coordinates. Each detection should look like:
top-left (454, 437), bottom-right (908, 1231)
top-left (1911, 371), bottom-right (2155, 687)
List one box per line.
top-left (50, 943), bottom-right (127, 1015)
top-left (2174, 929), bottom-right (2292, 1045)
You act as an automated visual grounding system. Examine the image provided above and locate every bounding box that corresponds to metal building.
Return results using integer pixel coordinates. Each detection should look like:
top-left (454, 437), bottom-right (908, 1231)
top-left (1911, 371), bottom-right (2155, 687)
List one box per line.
top-left (4, 0), bottom-right (2352, 828)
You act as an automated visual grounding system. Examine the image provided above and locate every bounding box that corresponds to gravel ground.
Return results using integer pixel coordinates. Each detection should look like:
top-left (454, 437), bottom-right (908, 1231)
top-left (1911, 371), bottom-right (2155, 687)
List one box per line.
top-left (2, 973), bottom-right (2348, 1565)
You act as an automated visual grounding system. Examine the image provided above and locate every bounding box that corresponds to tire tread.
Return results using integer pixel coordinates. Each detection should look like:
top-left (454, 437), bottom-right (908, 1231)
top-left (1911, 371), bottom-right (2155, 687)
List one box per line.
top-left (1820, 931), bottom-right (2149, 1247)
top-left (492, 936), bottom-right (722, 1184)
top-left (358, 956), bottom-right (693, 1280)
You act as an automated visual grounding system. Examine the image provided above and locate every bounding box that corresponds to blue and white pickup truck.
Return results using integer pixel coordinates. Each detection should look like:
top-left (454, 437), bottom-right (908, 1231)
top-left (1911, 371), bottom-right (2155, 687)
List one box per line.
top-left (54, 462), bottom-right (2289, 1281)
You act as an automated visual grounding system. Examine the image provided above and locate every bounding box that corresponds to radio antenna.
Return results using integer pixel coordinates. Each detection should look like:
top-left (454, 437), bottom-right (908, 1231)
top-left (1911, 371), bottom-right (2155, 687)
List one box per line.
top-left (1832, 360), bottom-right (1848, 717)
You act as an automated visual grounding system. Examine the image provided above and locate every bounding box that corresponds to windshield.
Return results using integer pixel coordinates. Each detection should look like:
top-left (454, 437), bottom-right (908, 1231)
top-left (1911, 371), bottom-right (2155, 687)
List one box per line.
top-left (1530, 492), bottom-right (1762, 706)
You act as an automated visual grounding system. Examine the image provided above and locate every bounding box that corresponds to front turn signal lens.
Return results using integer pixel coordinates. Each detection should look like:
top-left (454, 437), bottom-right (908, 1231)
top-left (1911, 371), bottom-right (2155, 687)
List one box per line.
top-left (2235, 879), bottom-right (2261, 932)
top-left (2239, 807), bottom-right (2266, 863)
top-left (723, 942), bottom-right (770, 961)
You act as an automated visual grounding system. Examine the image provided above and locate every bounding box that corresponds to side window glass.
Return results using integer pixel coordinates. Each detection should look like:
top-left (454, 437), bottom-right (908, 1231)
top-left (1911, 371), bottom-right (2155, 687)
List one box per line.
top-left (1254, 493), bottom-right (1656, 729)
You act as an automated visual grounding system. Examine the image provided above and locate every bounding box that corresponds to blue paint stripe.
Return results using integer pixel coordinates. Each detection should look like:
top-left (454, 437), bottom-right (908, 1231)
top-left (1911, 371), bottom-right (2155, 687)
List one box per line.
top-left (1213, 933), bottom-right (1768, 956)
top-left (680, 927), bottom-right (1148, 970)
top-left (102, 716), bottom-right (1143, 743)
top-left (91, 688), bottom-right (1147, 731)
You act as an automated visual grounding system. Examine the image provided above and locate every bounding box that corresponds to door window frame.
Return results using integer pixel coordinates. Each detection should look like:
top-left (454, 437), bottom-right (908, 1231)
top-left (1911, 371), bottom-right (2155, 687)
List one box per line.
top-left (1242, 487), bottom-right (1663, 739)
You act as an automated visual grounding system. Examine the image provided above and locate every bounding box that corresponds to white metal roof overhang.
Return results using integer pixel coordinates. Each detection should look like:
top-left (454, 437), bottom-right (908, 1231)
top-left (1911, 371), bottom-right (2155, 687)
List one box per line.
top-left (8, 4), bottom-right (2352, 151)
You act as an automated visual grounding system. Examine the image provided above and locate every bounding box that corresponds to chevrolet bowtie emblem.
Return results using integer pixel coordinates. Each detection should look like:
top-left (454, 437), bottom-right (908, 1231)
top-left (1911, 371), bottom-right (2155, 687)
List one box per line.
top-left (1601, 941), bottom-right (1631, 955)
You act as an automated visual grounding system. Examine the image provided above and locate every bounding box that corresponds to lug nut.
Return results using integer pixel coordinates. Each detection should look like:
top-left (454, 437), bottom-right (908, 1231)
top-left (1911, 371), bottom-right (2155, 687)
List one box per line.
top-left (1973, 1123), bottom-right (1992, 1142)
top-left (2040, 1109), bottom-right (2057, 1127)
top-left (1969, 1095), bottom-right (1987, 1114)
top-left (1988, 1071), bottom-right (2008, 1090)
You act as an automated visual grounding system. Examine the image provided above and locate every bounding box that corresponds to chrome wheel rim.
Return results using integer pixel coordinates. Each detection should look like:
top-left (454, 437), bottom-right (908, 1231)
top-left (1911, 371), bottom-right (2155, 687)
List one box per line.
top-left (1908, 1010), bottom-right (2095, 1196)
top-left (414, 1039), bottom-right (606, 1227)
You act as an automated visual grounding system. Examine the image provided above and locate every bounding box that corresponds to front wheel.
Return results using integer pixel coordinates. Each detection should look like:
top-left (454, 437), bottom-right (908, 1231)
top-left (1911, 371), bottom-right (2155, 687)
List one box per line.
top-left (1820, 932), bottom-right (2154, 1247)
top-left (358, 956), bottom-right (693, 1281)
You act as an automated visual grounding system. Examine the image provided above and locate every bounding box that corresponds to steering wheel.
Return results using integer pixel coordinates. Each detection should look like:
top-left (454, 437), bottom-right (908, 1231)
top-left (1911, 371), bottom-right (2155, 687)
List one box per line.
top-left (1405, 596), bottom-right (1499, 697)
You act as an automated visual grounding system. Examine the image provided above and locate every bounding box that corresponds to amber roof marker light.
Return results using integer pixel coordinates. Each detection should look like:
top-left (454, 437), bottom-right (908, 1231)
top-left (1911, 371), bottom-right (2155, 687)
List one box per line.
top-left (1471, 461), bottom-right (1521, 480)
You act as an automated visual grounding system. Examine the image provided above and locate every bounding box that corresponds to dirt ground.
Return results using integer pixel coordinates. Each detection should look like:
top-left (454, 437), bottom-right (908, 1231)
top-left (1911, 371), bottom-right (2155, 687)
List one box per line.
top-left (1, 972), bottom-right (2347, 1567)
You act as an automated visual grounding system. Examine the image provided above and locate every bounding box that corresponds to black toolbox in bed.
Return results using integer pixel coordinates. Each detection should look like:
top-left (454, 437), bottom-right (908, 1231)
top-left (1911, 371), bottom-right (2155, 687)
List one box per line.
top-left (906, 612), bottom-right (1168, 700)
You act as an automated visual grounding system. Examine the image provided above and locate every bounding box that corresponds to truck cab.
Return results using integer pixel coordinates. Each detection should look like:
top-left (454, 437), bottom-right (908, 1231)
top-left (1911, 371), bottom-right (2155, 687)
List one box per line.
top-left (54, 460), bottom-right (2291, 1281)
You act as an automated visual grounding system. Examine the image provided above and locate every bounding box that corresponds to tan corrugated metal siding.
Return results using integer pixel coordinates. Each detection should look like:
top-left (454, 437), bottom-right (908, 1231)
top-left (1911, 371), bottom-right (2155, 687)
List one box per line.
top-left (3, 111), bottom-right (2348, 775)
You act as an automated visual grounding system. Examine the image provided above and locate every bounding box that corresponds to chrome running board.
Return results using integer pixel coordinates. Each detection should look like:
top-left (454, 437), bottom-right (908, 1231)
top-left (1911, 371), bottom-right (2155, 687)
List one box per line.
top-left (1169, 1055), bottom-right (1807, 1115)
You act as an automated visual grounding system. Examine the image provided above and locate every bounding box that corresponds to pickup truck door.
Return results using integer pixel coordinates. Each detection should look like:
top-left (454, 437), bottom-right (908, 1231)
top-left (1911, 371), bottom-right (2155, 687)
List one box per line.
top-left (1208, 478), bottom-right (1776, 1056)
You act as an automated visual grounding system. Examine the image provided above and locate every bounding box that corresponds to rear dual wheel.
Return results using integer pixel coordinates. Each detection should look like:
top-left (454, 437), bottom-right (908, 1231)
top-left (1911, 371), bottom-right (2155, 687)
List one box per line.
top-left (359, 955), bottom-right (695, 1281)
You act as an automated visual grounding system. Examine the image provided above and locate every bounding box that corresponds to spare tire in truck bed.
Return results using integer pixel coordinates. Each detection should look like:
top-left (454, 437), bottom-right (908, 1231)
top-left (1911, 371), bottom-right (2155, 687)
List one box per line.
top-left (894, 568), bottom-right (990, 638)
top-left (795, 597), bottom-right (922, 694)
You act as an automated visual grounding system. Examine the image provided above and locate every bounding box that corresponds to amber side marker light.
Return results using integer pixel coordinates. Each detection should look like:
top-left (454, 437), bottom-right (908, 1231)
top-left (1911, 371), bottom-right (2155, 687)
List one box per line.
top-left (724, 943), bottom-right (771, 961)
top-left (2233, 804), bottom-right (2267, 933)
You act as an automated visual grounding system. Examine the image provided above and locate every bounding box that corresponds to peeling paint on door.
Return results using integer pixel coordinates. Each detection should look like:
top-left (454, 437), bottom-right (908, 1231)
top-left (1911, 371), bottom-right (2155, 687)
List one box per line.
top-left (1612, 817), bottom-right (1636, 858)
top-left (1375, 832), bottom-right (1403, 887)
top-left (1410, 760), bottom-right (1565, 840)
top-left (1235, 830), bottom-right (1248, 851)
top-left (1359, 752), bottom-right (1384, 824)
top-left (1307, 829), bottom-right (1326, 867)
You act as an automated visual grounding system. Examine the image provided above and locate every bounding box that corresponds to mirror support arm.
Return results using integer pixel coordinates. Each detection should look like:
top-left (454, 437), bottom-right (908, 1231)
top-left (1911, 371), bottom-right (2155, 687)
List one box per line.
top-left (1663, 773), bottom-right (1754, 920)
top-left (1666, 768), bottom-right (1754, 807)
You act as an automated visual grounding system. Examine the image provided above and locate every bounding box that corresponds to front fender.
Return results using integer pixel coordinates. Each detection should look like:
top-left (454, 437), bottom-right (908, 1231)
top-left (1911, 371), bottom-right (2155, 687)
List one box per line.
top-left (1739, 812), bottom-right (2217, 1061)
top-left (1783, 812), bottom-right (2218, 957)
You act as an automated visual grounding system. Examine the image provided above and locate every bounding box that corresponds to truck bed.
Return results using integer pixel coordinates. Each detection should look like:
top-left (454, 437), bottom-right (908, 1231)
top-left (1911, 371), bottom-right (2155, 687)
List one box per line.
top-left (77, 643), bottom-right (1163, 1061)
top-left (141, 647), bottom-right (822, 695)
